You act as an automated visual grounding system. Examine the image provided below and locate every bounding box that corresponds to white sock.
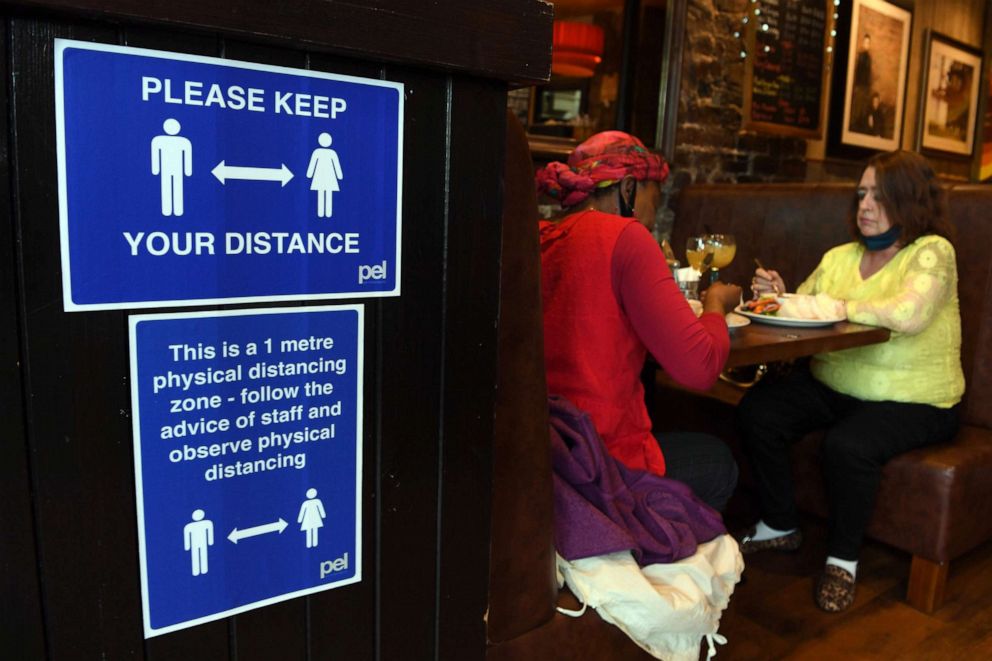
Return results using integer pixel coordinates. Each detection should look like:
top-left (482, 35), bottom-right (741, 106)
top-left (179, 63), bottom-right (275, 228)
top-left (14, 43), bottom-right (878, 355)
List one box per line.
top-left (826, 556), bottom-right (858, 578)
top-left (749, 520), bottom-right (796, 542)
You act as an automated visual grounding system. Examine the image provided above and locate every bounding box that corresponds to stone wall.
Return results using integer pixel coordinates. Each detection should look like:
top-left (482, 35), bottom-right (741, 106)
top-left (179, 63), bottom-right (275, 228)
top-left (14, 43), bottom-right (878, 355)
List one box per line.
top-left (673, 0), bottom-right (809, 184)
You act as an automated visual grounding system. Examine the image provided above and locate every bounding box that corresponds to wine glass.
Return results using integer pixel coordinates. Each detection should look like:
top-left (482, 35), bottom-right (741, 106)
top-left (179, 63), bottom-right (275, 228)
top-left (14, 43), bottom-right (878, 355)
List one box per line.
top-left (685, 236), bottom-right (713, 272)
top-left (704, 234), bottom-right (736, 284)
top-left (683, 236), bottom-right (713, 298)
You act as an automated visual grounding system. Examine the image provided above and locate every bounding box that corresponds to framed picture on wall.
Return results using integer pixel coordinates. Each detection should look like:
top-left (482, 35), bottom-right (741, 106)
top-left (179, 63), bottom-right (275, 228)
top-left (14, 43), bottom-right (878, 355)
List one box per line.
top-left (918, 31), bottom-right (983, 157)
top-left (979, 65), bottom-right (992, 180)
top-left (839, 0), bottom-right (912, 151)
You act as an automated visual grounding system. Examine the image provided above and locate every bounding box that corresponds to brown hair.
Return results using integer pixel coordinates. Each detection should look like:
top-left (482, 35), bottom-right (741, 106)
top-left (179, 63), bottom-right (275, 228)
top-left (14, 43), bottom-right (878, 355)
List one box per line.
top-left (847, 150), bottom-right (954, 246)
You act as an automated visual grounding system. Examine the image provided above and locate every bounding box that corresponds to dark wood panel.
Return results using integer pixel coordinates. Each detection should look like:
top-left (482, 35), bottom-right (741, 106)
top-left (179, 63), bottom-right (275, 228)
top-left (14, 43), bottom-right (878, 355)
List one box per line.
top-left (122, 23), bottom-right (220, 56)
top-left (0, 17), bottom-right (48, 660)
top-left (222, 37), bottom-right (307, 70)
top-left (437, 76), bottom-right (506, 660)
top-left (372, 66), bottom-right (450, 661)
top-left (10, 17), bottom-right (145, 659)
top-left (12, 0), bottom-right (553, 84)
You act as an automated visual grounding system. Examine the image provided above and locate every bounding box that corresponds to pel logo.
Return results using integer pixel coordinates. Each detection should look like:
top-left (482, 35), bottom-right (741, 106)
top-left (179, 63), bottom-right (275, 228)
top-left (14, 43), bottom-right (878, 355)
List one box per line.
top-left (319, 552), bottom-right (350, 579)
top-left (358, 261), bottom-right (387, 284)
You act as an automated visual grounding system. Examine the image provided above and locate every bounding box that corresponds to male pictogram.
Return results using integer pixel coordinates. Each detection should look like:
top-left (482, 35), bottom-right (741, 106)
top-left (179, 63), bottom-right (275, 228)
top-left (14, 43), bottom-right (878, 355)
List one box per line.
top-left (151, 118), bottom-right (193, 216)
top-left (183, 509), bottom-right (214, 576)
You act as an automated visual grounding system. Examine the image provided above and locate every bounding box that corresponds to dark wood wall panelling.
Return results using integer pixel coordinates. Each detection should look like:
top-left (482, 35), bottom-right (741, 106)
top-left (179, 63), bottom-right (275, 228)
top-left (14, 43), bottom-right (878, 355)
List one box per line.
top-left (438, 78), bottom-right (506, 658)
top-left (0, 17), bottom-right (48, 661)
top-left (10, 19), bottom-right (142, 659)
top-left (2, 1), bottom-right (548, 658)
top-left (11, 0), bottom-right (553, 85)
top-left (373, 64), bottom-right (447, 661)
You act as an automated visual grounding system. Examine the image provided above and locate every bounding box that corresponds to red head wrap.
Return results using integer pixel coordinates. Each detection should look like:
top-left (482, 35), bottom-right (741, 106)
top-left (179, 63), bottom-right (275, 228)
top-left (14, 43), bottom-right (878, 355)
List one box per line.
top-left (535, 131), bottom-right (669, 208)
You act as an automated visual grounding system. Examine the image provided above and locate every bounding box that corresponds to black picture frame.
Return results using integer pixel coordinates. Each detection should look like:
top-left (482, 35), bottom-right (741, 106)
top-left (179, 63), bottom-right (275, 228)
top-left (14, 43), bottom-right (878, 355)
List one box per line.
top-left (827, 0), bottom-right (913, 160)
top-left (917, 30), bottom-right (984, 159)
top-left (975, 7), bottom-right (992, 181)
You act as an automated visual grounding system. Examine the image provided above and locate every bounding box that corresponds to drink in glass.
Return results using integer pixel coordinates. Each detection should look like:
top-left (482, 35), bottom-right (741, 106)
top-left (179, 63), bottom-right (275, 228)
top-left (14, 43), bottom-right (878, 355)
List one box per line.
top-left (704, 234), bottom-right (736, 282)
top-left (685, 236), bottom-right (713, 272)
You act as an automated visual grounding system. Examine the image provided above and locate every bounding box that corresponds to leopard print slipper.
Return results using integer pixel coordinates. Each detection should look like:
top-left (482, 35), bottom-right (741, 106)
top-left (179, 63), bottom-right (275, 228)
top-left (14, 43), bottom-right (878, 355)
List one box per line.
top-left (814, 564), bottom-right (856, 612)
top-left (737, 526), bottom-right (803, 555)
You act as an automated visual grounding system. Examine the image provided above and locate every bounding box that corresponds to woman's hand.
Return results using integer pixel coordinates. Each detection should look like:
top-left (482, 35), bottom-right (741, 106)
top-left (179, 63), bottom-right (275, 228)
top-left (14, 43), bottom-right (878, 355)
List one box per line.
top-left (751, 268), bottom-right (786, 298)
top-left (702, 281), bottom-right (743, 316)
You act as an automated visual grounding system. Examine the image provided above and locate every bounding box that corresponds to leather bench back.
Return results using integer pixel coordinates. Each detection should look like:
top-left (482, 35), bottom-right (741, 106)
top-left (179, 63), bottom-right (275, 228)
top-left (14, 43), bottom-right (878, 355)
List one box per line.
top-left (488, 111), bottom-right (556, 643)
top-left (945, 185), bottom-right (992, 429)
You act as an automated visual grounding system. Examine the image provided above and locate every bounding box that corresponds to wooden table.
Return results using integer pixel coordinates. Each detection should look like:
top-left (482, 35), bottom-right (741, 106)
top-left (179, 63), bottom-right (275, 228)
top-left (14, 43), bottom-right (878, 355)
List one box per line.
top-left (724, 320), bottom-right (891, 368)
top-left (656, 320), bottom-right (891, 405)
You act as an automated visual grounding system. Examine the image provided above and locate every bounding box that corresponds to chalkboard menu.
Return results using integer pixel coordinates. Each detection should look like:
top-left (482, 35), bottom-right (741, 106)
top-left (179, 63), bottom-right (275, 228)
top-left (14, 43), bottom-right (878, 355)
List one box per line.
top-left (744, 0), bottom-right (829, 137)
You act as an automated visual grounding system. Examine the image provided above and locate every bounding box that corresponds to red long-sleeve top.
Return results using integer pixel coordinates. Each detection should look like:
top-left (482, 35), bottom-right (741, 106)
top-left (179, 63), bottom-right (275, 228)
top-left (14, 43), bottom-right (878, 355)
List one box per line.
top-left (541, 210), bottom-right (728, 475)
top-left (611, 223), bottom-right (729, 390)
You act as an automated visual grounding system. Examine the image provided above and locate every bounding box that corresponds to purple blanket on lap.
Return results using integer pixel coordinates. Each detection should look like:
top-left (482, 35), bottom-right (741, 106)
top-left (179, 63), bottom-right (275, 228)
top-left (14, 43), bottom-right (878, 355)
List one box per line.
top-left (550, 395), bottom-right (726, 565)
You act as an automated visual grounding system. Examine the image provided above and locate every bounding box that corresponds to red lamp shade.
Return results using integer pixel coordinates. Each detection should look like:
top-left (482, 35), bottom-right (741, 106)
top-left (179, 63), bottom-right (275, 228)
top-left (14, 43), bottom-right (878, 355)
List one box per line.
top-left (552, 20), bottom-right (604, 78)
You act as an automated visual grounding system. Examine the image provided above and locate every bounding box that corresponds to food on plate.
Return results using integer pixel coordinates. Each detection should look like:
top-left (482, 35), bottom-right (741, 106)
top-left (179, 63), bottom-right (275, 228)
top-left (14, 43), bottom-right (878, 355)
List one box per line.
top-left (778, 293), bottom-right (846, 321)
top-left (742, 293), bottom-right (846, 320)
top-left (742, 295), bottom-right (781, 316)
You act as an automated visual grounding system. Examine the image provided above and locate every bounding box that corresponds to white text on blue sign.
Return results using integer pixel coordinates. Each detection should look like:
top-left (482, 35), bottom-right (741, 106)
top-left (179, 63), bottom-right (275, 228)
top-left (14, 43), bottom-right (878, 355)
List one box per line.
top-left (130, 306), bottom-right (364, 637)
top-left (56, 40), bottom-right (404, 310)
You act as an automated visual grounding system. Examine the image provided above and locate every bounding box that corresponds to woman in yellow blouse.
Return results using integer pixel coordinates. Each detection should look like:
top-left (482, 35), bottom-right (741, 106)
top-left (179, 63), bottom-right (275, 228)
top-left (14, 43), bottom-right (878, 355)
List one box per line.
top-left (737, 151), bottom-right (963, 612)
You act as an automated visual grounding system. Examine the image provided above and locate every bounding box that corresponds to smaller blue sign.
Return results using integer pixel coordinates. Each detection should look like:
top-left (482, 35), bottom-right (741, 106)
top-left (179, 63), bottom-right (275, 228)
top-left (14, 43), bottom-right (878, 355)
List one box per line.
top-left (57, 39), bottom-right (403, 310)
top-left (129, 305), bottom-right (363, 637)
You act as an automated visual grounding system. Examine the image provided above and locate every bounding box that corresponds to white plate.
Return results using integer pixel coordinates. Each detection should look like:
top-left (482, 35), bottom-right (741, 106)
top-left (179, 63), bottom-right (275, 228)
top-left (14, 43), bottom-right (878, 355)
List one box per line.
top-left (725, 312), bottom-right (750, 328)
top-left (734, 295), bottom-right (845, 328)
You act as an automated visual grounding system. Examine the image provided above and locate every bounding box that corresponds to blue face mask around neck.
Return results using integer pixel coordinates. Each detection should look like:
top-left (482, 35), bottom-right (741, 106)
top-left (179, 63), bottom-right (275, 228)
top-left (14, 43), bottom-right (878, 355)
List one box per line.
top-left (862, 225), bottom-right (901, 251)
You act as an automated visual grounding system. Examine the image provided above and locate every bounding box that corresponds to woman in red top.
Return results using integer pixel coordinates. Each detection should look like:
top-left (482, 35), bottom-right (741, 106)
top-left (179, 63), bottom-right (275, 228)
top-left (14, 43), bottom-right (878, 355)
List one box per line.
top-left (537, 131), bottom-right (741, 511)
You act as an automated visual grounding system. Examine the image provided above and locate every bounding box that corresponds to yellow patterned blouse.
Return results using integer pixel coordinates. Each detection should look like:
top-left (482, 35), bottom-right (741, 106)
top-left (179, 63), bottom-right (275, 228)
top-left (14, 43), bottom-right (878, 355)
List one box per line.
top-left (797, 235), bottom-right (964, 408)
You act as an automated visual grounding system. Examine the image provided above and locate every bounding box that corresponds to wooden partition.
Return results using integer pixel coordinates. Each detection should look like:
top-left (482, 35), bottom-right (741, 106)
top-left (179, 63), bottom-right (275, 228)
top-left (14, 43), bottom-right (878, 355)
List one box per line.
top-left (0, 2), bottom-right (551, 658)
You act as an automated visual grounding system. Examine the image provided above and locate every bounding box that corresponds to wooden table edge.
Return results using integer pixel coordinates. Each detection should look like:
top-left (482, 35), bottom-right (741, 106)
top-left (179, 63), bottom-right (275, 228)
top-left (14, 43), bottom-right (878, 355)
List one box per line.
top-left (725, 322), bottom-right (891, 368)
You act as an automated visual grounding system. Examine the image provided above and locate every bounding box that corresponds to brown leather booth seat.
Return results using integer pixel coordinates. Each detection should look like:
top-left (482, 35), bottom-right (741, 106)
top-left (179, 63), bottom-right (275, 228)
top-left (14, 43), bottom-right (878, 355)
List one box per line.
top-left (668, 183), bottom-right (992, 612)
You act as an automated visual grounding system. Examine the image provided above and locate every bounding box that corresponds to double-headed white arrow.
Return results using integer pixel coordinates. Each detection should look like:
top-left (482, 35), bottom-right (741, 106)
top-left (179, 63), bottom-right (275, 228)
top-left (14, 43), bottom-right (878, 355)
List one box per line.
top-left (212, 161), bottom-right (294, 187)
top-left (228, 518), bottom-right (288, 544)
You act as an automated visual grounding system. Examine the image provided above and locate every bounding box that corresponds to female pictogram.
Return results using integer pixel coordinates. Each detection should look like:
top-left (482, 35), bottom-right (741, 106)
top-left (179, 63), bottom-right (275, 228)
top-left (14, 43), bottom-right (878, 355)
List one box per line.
top-left (297, 488), bottom-right (327, 548)
top-left (306, 132), bottom-right (344, 218)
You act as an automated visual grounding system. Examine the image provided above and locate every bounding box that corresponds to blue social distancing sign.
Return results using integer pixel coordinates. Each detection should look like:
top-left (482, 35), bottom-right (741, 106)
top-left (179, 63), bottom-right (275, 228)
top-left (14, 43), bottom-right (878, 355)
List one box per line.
top-left (129, 306), bottom-right (363, 637)
top-left (56, 39), bottom-right (403, 310)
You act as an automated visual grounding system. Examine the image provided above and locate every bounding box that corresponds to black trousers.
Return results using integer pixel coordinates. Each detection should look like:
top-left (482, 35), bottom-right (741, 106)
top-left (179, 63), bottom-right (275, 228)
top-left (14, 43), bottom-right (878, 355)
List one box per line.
top-left (736, 365), bottom-right (959, 560)
top-left (655, 431), bottom-right (739, 513)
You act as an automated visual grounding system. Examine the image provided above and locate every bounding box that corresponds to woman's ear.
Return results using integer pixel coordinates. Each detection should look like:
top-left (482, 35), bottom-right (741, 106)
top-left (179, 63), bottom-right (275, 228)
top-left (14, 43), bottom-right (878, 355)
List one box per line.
top-left (617, 175), bottom-right (637, 216)
top-left (620, 175), bottom-right (637, 201)
top-left (617, 175), bottom-right (637, 218)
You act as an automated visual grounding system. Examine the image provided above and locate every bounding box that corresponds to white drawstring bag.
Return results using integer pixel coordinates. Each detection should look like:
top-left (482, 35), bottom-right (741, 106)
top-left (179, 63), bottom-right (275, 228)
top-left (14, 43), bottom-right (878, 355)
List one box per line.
top-left (556, 534), bottom-right (743, 661)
